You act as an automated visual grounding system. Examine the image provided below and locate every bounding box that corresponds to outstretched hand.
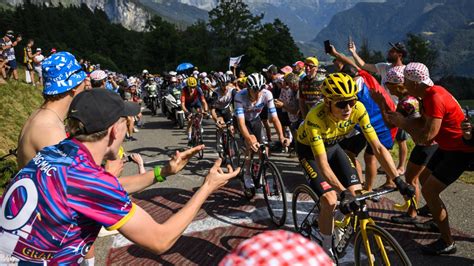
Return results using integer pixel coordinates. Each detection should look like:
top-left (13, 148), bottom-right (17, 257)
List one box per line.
top-left (348, 39), bottom-right (356, 54)
top-left (163, 144), bottom-right (205, 176)
top-left (204, 158), bottom-right (241, 192)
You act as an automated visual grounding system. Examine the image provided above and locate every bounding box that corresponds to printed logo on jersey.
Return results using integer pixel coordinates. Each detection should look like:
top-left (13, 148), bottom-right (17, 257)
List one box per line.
top-left (301, 159), bottom-right (317, 179)
top-left (338, 120), bottom-right (355, 129)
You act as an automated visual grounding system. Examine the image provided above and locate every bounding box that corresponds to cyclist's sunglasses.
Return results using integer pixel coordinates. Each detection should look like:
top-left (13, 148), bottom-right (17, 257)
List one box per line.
top-left (334, 99), bottom-right (356, 109)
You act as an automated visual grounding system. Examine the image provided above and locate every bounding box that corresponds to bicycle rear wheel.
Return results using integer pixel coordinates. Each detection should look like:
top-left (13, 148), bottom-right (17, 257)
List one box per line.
top-left (261, 161), bottom-right (287, 226)
top-left (354, 224), bottom-right (411, 266)
top-left (292, 184), bottom-right (322, 244)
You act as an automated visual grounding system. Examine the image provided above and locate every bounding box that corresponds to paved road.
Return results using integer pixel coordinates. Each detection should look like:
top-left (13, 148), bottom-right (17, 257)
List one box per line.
top-left (95, 110), bottom-right (474, 265)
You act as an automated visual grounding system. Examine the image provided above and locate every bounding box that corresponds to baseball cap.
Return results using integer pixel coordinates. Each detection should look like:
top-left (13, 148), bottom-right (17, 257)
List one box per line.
top-left (36, 48), bottom-right (42, 52)
top-left (292, 61), bottom-right (305, 68)
top-left (50, 48), bottom-right (57, 53)
top-left (262, 64), bottom-right (278, 74)
top-left (385, 65), bottom-right (406, 84)
top-left (219, 230), bottom-right (333, 266)
top-left (68, 88), bottom-right (140, 134)
top-left (388, 42), bottom-right (408, 57)
top-left (280, 65), bottom-right (293, 74)
top-left (90, 70), bottom-right (107, 81)
top-left (404, 62), bottom-right (434, 86)
top-left (42, 51), bottom-right (86, 95)
top-left (305, 57), bottom-right (319, 67)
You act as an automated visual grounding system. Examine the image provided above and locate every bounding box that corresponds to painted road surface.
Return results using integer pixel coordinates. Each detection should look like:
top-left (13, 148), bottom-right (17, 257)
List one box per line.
top-left (94, 110), bottom-right (474, 265)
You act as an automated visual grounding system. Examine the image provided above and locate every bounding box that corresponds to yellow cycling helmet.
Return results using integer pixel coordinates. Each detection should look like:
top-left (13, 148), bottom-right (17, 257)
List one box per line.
top-left (186, 76), bottom-right (198, 87)
top-left (321, 73), bottom-right (358, 101)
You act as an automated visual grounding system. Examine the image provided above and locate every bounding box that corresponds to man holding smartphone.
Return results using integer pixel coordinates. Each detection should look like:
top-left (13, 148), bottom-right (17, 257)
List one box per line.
top-left (348, 39), bottom-right (409, 176)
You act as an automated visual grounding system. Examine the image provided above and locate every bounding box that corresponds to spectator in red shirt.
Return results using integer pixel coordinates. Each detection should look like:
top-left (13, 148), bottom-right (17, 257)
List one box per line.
top-left (386, 62), bottom-right (474, 255)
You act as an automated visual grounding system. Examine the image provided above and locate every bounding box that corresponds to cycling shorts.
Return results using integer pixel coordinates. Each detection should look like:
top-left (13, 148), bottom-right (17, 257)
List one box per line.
top-left (245, 117), bottom-right (267, 144)
top-left (296, 142), bottom-right (360, 197)
top-left (396, 128), bottom-right (409, 141)
top-left (339, 133), bottom-right (367, 155)
top-left (408, 144), bottom-right (438, 166)
top-left (427, 148), bottom-right (474, 186)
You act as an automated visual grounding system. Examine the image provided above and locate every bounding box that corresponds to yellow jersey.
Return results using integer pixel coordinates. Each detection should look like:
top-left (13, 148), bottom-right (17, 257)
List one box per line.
top-left (296, 101), bottom-right (378, 155)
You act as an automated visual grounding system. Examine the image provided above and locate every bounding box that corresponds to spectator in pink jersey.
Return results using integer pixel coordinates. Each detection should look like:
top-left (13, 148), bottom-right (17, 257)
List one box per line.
top-left (0, 89), bottom-right (240, 264)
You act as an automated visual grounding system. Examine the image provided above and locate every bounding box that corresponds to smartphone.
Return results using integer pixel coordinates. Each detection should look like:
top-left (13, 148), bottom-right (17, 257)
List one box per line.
top-left (465, 106), bottom-right (471, 121)
top-left (324, 40), bottom-right (331, 54)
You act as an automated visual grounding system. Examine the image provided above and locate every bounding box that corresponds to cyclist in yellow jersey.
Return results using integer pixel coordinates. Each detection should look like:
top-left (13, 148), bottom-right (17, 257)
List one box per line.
top-left (295, 73), bottom-right (414, 259)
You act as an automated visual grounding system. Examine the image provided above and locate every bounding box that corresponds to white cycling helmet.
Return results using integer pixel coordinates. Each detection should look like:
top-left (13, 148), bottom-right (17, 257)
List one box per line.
top-left (169, 71), bottom-right (177, 76)
top-left (199, 72), bottom-right (207, 78)
top-left (142, 69), bottom-right (149, 75)
top-left (246, 73), bottom-right (266, 91)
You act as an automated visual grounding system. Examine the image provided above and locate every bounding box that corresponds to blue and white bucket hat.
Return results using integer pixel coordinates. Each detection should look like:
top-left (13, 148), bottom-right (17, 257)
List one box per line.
top-left (42, 51), bottom-right (86, 95)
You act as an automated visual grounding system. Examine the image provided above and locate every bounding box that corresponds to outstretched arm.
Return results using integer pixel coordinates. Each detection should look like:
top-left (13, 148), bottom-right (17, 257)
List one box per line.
top-left (119, 159), bottom-right (240, 254)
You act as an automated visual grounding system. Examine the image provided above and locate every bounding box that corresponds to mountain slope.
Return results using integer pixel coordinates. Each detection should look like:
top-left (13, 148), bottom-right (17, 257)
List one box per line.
top-left (312, 0), bottom-right (474, 76)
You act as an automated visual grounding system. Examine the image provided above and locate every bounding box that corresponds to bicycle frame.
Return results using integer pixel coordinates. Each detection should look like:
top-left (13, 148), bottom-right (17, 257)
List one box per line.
top-left (250, 144), bottom-right (269, 187)
top-left (333, 188), bottom-right (417, 265)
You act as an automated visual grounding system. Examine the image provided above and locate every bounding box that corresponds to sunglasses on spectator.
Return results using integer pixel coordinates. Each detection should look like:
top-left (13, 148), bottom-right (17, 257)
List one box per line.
top-left (334, 99), bottom-right (356, 109)
top-left (305, 64), bottom-right (317, 69)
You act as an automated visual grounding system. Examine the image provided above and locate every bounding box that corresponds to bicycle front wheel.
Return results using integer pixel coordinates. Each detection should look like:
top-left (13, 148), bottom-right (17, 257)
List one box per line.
top-left (197, 131), bottom-right (204, 159)
top-left (292, 184), bottom-right (322, 244)
top-left (354, 224), bottom-right (411, 266)
top-left (227, 134), bottom-right (240, 169)
top-left (261, 161), bottom-right (287, 226)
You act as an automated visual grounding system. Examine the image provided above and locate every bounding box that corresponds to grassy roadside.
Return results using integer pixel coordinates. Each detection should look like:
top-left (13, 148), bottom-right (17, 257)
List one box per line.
top-left (0, 75), bottom-right (44, 190)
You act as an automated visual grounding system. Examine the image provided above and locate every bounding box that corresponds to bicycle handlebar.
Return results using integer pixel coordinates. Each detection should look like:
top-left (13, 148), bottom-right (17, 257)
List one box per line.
top-left (341, 187), bottom-right (418, 214)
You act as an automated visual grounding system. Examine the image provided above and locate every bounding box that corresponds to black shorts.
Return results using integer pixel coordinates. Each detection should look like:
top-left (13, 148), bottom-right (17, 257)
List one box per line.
top-left (408, 144), bottom-right (438, 166)
top-left (296, 142), bottom-right (360, 197)
top-left (215, 108), bottom-right (233, 123)
top-left (396, 128), bottom-right (409, 141)
top-left (339, 133), bottom-right (367, 155)
top-left (245, 117), bottom-right (267, 143)
top-left (427, 148), bottom-right (474, 186)
top-left (7, 60), bottom-right (17, 70)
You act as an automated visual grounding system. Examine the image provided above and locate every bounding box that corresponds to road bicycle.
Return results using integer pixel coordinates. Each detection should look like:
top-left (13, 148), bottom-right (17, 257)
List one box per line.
top-left (239, 143), bottom-right (287, 226)
top-left (292, 184), bottom-right (413, 265)
top-left (189, 112), bottom-right (204, 159)
top-left (216, 118), bottom-right (240, 169)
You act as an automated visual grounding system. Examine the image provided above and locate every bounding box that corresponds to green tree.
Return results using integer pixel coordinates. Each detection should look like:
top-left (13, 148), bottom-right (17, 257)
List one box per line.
top-left (358, 38), bottom-right (384, 64)
top-left (208, 0), bottom-right (263, 68)
top-left (245, 19), bottom-right (301, 71)
top-left (406, 33), bottom-right (438, 71)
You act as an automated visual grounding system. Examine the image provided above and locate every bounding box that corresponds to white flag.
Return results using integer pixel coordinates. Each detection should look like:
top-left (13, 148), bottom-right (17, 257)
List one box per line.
top-left (229, 55), bottom-right (244, 70)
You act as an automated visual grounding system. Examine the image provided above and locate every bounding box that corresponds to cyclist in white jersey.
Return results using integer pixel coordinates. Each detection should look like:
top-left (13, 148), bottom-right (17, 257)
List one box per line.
top-left (234, 73), bottom-right (289, 190)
